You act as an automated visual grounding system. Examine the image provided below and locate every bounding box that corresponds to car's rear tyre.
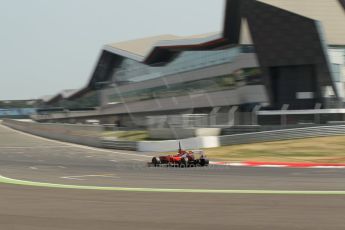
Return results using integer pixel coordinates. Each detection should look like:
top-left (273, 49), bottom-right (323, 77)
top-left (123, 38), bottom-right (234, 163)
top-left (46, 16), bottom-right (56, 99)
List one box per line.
top-left (180, 157), bottom-right (189, 168)
top-left (152, 157), bottom-right (161, 167)
top-left (199, 158), bottom-right (209, 167)
top-left (189, 162), bottom-right (196, 167)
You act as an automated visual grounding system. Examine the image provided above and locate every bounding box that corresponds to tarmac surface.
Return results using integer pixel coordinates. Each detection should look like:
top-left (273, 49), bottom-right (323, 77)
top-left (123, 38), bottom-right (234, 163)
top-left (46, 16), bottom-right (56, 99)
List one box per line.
top-left (0, 124), bottom-right (345, 229)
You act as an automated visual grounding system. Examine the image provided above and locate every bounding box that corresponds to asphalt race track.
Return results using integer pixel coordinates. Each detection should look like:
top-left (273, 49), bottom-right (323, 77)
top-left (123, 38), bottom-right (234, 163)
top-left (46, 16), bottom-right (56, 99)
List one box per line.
top-left (0, 124), bottom-right (345, 230)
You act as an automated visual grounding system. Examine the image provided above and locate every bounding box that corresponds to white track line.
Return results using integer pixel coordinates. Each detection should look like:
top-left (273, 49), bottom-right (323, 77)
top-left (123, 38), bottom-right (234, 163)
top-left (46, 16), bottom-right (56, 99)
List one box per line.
top-left (0, 146), bottom-right (68, 149)
top-left (131, 159), bottom-right (146, 162)
top-left (210, 162), bottom-right (247, 166)
top-left (61, 174), bottom-right (119, 180)
top-left (311, 166), bottom-right (345, 169)
top-left (258, 165), bottom-right (288, 168)
top-left (210, 161), bottom-right (345, 169)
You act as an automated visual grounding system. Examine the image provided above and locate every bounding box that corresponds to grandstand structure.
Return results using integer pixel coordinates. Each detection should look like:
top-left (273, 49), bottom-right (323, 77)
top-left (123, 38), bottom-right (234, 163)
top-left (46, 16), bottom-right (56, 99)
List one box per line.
top-left (35, 0), bottom-right (345, 127)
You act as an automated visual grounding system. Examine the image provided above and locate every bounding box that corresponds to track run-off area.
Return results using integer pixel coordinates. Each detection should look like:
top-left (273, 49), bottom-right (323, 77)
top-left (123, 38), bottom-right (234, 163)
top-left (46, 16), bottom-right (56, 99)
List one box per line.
top-left (0, 124), bottom-right (345, 229)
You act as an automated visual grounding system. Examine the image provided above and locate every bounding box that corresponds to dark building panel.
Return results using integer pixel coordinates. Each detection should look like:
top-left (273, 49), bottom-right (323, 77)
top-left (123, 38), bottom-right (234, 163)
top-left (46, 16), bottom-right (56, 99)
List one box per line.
top-left (223, 0), bottom-right (242, 44)
top-left (339, 0), bottom-right (345, 10)
top-left (145, 48), bottom-right (179, 65)
top-left (241, 0), bottom-right (337, 109)
top-left (271, 65), bottom-right (317, 109)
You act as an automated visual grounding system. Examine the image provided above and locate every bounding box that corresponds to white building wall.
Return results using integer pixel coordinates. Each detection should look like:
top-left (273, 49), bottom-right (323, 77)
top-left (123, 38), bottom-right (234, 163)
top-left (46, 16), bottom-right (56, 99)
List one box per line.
top-left (328, 48), bottom-right (345, 100)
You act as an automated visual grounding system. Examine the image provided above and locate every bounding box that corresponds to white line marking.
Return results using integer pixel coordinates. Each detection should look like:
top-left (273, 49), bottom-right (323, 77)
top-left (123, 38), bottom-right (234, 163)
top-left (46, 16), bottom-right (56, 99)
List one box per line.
top-left (257, 165), bottom-right (287, 168)
top-left (131, 159), bottom-right (146, 162)
top-left (0, 146), bottom-right (67, 149)
top-left (61, 174), bottom-right (119, 180)
top-left (210, 162), bottom-right (246, 166)
top-left (210, 161), bottom-right (345, 169)
top-left (29, 167), bottom-right (38, 170)
top-left (58, 166), bottom-right (66, 169)
top-left (109, 160), bottom-right (118, 163)
top-left (61, 177), bottom-right (84, 181)
top-left (311, 166), bottom-right (345, 169)
top-left (2, 174), bottom-right (345, 195)
top-left (228, 163), bottom-right (247, 166)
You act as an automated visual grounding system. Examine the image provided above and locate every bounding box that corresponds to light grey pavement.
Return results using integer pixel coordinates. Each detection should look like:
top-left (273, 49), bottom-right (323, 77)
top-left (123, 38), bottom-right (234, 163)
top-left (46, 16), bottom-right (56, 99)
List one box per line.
top-left (0, 124), bottom-right (345, 230)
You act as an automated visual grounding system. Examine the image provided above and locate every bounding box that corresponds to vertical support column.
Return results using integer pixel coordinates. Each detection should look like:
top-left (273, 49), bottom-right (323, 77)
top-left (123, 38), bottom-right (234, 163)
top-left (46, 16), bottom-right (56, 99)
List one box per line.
top-left (252, 105), bottom-right (262, 125)
top-left (209, 107), bottom-right (221, 127)
top-left (281, 104), bottom-right (289, 127)
top-left (228, 106), bottom-right (239, 126)
top-left (314, 103), bottom-right (322, 124)
top-left (182, 114), bottom-right (189, 128)
top-left (159, 115), bottom-right (167, 128)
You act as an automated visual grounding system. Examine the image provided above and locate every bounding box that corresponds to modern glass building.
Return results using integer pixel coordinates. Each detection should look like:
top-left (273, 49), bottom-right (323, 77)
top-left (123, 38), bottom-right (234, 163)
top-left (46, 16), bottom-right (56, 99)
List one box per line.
top-left (38, 0), bottom-right (345, 126)
top-left (0, 100), bottom-right (38, 118)
top-left (100, 44), bottom-right (266, 111)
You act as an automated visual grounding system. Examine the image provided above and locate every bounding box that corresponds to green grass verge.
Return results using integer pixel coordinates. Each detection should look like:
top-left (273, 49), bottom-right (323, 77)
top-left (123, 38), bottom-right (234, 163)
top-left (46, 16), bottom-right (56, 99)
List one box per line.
top-left (102, 132), bottom-right (345, 163)
top-left (102, 131), bottom-right (149, 141)
top-left (204, 136), bottom-right (345, 163)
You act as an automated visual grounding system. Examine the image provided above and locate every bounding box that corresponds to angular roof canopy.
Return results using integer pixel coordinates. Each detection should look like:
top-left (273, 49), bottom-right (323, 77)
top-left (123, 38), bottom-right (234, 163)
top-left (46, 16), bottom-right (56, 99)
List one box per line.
top-left (104, 33), bottom-right (225, 63)
top-left (105, 33), bottom-right (220, 61)
top-left (102, 0), bottom-right (241, 63)
top-left (106, 35), bottom-right (181, 61)
top-left (102, 0), bottom-right (345, 64)
top-left (46, 89), bottom-right (77, 104)
top-left (39, 95), bottom-right (55, 103)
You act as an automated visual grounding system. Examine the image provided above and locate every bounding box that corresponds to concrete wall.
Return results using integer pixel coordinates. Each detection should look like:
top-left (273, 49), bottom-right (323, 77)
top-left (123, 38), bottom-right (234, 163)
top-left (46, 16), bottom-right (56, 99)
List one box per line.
top-left (2, 119), bottom-right (103, 148)
top-left (137, 136), bottom-right (220, 152)
top-left (148, 128), bottom-right (221, 140)
top-left (140, 125), bottom-right (345, 152)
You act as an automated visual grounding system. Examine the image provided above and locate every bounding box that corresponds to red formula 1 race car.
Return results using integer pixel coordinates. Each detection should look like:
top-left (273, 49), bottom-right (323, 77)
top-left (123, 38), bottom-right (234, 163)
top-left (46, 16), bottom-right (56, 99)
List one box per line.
top-left (150, 143), bottom-right (209, 167)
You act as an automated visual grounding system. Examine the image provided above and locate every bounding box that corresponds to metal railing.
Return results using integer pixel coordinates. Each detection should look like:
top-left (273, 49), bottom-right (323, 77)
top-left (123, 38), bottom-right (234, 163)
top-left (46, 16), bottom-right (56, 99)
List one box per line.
top-left (219, 125), bottom-right (345, 146)
top-left (101, 140), bottom-right (137, 151)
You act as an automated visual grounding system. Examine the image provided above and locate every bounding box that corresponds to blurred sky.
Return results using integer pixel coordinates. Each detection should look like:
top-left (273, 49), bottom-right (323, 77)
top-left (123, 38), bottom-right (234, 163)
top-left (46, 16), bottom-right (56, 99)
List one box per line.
top-left (0, 0), bottom-right (224, 100)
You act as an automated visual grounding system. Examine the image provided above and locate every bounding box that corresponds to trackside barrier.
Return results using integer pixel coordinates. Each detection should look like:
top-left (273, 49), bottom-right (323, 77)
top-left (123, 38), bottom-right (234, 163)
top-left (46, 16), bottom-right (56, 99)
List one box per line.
top-left (137, 136), bottom-right (220, 152)
top-left (138, 125), bottom-right (345, 151)
top-left (2, 119), bottom-right (103, 148)
top-left (218, 125), bottom-right (345, 146)
top-left (3, 119), bottom-right (345, 152)
top-left (101, 140), bottom-right (137, 151)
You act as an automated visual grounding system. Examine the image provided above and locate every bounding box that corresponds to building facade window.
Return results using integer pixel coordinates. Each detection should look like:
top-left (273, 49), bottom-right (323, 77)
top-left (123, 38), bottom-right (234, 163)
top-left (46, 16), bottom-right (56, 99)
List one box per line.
top-left (108, 68), bottom-right (262, 104)
top-left (111, 46), bottom-right (244, 85)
